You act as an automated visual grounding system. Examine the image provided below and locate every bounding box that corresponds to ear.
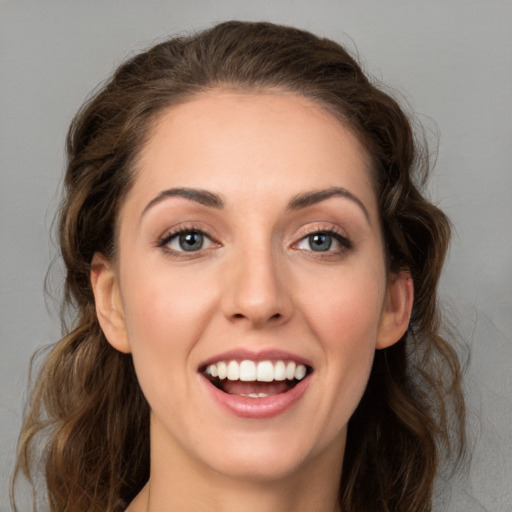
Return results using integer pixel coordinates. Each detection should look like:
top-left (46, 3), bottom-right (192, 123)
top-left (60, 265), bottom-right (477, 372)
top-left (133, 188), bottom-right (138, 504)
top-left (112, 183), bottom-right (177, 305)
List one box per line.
top-left (90, 252), bottom-right (131, 354)
top-left (376, 270), bottom-right (414, 349)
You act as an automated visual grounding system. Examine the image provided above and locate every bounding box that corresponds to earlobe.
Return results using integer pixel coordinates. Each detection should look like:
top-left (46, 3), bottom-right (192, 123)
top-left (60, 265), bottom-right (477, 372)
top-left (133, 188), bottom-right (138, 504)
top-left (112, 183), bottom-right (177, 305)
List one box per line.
top-left (376, 270), bottom-right (414, 350)
top-left (90, 252), bottom-right (131, 354)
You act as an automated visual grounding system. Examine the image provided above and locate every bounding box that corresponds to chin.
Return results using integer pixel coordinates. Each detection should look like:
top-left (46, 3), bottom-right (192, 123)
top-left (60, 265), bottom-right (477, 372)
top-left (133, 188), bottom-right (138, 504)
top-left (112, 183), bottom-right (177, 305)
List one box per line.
top-left (208, 449), bottom-right (311, 483)
top-left (196, 425), bottom-right (345, 484)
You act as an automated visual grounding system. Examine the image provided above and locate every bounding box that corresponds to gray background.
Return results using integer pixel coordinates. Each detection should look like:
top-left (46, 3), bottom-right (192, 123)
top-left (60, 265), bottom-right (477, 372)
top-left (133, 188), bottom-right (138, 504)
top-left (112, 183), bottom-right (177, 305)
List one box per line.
top-left (1, 1), bottom-right (511, 510)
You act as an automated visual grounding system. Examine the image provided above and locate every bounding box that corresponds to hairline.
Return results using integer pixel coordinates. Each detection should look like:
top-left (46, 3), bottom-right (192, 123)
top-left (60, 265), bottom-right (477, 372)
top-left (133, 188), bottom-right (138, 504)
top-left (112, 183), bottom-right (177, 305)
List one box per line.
top-left (109, 83), bottom-right (383, 261)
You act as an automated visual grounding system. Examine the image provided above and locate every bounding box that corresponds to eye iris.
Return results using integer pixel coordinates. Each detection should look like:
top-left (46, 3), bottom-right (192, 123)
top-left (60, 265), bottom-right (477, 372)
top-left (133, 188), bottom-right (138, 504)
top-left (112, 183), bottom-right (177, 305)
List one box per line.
top-left (179, 232), bottom-right (203, 251)
top-left (309, 233), bottom-right (332, 251)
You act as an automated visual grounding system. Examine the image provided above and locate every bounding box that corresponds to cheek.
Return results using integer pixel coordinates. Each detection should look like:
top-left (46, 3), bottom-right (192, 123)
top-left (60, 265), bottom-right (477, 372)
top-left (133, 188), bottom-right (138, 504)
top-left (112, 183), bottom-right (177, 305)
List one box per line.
top-left (118, 261), bottom-right (218, 388)
top-left (117, 277), bottom-right (206, 423)
top-left (319, 285), bottom-right (381, 383)
top-left (302, 259), bottom-right (385, 347)
top-left (120, 257), bottom-right (216, 339)
top-left (300, 263), bottom-right (385, 409)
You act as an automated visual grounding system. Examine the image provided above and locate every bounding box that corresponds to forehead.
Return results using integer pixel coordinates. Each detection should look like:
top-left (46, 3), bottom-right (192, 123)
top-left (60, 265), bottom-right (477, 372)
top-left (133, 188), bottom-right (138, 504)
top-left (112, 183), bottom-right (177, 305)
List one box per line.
top-left (127, 89), bottom-right (376, 216)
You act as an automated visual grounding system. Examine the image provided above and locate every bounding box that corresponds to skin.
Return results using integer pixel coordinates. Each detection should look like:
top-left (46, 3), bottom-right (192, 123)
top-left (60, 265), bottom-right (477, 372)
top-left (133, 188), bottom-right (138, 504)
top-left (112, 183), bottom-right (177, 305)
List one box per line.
top-left (91, 90), bottom-right (413, 512)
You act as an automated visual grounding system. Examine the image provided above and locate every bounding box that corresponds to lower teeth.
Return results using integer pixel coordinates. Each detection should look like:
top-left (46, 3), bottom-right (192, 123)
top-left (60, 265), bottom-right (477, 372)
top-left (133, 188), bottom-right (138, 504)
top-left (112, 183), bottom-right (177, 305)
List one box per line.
top-left (209, 375), bottom-right (301, 396)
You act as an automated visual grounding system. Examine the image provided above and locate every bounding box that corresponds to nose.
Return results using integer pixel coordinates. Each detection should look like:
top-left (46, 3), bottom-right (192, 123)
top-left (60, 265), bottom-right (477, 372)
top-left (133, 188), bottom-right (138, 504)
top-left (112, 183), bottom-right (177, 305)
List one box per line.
top-left (221, 244), bottom-right (292, 328)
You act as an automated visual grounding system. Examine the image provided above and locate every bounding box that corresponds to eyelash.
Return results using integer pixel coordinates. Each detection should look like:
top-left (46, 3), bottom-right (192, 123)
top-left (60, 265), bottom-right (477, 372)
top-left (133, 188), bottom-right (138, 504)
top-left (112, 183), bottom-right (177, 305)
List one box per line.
top-left (157, 224), bottom-right (217, 257)
top-left (156, 223), bottom-right (353, 258)
top-left (292, 224), bottom-right (353, 257)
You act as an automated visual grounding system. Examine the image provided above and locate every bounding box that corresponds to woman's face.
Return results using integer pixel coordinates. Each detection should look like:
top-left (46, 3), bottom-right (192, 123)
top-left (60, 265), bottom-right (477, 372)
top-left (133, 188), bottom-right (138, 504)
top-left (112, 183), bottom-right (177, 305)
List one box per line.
top-left (92, 89), bottom-right (411, 484)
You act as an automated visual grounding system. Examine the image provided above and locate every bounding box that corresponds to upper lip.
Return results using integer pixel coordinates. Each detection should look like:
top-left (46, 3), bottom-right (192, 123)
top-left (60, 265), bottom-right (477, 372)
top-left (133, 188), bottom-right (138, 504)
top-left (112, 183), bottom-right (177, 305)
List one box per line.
top-left (198, 348), bottom-right (314, 371)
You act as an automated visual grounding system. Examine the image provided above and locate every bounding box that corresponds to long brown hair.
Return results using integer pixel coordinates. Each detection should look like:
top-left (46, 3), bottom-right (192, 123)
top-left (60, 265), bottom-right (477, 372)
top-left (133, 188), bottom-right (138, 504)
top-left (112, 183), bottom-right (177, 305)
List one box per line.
top-left (12, 21), bottom-right (466, 512)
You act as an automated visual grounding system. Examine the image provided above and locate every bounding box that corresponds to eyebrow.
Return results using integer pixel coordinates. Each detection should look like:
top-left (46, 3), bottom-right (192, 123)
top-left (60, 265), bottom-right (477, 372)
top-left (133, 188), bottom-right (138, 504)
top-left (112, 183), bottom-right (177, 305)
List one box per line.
top-left (287, 186), bottom-right (371, 224)
top-left (141, 187), bottom-right (224, 218)
top-left (141, 185), bottom-right (370, 224)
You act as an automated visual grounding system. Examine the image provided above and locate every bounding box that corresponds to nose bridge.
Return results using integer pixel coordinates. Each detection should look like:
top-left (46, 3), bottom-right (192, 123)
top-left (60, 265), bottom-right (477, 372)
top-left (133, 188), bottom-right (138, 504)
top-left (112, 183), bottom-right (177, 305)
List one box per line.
top-left (223, 232), bottom-right (290, 326)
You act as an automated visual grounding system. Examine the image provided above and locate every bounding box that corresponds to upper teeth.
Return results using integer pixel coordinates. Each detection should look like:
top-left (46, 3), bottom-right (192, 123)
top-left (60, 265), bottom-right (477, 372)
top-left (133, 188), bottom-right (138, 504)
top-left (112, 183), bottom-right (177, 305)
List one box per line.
top-left (204, 360), bottom-right (307, 382)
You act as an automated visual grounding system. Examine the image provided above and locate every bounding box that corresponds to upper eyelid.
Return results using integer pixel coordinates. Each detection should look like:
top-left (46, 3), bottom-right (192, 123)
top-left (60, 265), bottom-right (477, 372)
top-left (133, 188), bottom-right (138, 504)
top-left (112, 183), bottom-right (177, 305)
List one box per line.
top-left (291, 222), bottom-right (353, 250)
top-left (292, 221), bottom-right (350, 239)
top-left (295, 231), bottom-right (351, 248)
top-left (157, 224), bottom-right (217, 247)
top-left (155, 221), bottom-right (352, 247)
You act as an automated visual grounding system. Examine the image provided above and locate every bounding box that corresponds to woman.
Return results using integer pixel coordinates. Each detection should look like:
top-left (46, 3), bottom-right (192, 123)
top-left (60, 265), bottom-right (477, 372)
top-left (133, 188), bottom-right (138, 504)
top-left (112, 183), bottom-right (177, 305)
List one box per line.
top-left (12, 21), bottom-right (466, 512)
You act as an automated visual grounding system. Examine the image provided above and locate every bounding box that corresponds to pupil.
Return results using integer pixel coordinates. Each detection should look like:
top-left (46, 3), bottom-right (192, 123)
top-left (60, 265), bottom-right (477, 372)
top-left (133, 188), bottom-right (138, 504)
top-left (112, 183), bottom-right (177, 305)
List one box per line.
top-left (309, 233), bottom-right (331, 251)
top-left (179, 232), bottom-right (203, 251)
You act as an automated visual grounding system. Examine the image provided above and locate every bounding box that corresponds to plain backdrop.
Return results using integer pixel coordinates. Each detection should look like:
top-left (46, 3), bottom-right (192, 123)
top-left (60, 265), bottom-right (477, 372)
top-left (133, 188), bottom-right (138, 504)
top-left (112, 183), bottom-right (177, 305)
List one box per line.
top-left (1, 1), bottom-right (511, 510)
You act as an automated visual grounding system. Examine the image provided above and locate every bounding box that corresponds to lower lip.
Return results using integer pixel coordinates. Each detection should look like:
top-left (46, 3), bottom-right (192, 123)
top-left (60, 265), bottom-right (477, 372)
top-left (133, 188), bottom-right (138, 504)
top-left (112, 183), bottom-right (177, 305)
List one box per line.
top-left (200, 375), bottom-right (311, 419)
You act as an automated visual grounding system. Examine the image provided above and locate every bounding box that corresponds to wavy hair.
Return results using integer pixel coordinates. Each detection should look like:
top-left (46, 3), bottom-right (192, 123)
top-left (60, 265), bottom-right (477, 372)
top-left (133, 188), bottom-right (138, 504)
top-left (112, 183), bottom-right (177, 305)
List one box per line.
top-left (12, 21), bottom-right (466, 512)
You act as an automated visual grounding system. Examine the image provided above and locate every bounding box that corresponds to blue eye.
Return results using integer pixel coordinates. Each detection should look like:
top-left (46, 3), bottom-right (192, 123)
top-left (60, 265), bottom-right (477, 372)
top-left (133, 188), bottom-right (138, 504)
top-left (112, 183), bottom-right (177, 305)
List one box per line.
top-left (296, 231), bottom-right (351, 253)
top-left (307, 233), bottom-right (332, 252)
top-left (162, 230), bottom-right (213, 252)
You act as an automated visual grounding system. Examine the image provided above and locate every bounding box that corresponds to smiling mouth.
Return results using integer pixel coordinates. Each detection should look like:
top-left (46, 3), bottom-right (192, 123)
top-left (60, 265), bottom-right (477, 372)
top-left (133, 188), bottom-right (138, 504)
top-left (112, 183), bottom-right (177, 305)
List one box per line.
top-left (201, 360), bottom-right (313, 398)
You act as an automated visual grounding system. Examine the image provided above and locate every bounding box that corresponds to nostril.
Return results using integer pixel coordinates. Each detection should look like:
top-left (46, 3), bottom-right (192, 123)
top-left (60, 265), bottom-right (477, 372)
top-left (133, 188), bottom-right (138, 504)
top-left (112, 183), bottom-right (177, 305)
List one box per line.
top-left (230, 312), bottom-right (283, 323)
